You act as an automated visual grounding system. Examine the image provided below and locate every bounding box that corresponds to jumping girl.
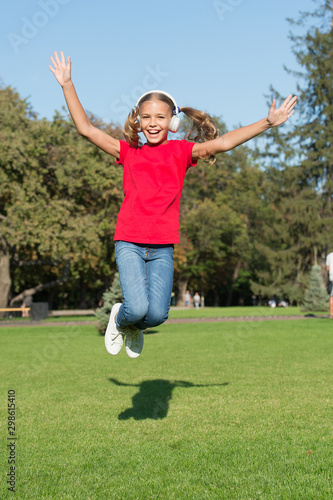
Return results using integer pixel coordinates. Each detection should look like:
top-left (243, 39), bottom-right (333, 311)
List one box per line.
top-left (49, 51), bottom-right (297, 359)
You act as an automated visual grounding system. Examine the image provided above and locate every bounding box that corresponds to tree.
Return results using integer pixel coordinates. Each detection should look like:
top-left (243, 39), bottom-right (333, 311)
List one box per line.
top-left (286, 0), bottom-right (333, 199)
top-left (42, 110), bottom-right (123, 307)
top-left (0, 85), bottom-right (123, 309)
top-left (0, 85), bottom-right (50, 308)
top-left (301, 265), bottom-right (328, 311)
top-left (251, 0), bottom-right (333, 304)
top-left (0, 237), bottom-right (11, 310)
top-left (174, 116), bottom-right (265, 305)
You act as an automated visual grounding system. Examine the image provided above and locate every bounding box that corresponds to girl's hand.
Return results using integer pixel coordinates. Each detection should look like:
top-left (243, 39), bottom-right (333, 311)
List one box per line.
top-left (49, 51), bottom-right (71, 87)
top-left (267, 95), bottom-right (297, 127)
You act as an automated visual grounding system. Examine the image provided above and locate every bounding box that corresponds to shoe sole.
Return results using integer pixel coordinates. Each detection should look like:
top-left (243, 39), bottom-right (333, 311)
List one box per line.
top-left (125, 331), bottom-right (144, 358)
top-left (105, 303), bottom-right (123, 355)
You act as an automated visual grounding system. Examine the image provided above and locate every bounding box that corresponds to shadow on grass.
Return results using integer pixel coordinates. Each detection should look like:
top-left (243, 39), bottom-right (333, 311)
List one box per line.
top-left (143, 329), bottom-right (160, 335)
top-left (109, 378), bottom-right (229, 420)
top-left (304, 313), bottom-right (330, 319)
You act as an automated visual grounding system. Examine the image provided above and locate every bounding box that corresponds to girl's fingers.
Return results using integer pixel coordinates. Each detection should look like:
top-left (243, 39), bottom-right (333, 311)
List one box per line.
top-left (287, 100), bottom-right (297, 113)
top-left (54, 51), bottom-right (61, 65)
top-left (286, 95), bottom-right (297, 109)
top-left (50, 51), bottom-right (69, 74)
top-left (269, 98), bottom-right (276, 112)
top-left (282, 94), bottom-right (292, 106)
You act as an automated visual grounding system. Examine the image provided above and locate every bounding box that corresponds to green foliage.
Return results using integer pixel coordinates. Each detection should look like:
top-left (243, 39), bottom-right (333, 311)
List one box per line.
top-left (95, 272), bottom-right (122, 334)
top-left (301, 265), bottom-right (329, 312)
top-left (251, 0), bottom-right (333, 304)
top-left (175, 127), bottom-right (263, 303)
top-left (1, 2), bottom-right (332, 310)
top-left (0, 85), bottom-right (123, 307)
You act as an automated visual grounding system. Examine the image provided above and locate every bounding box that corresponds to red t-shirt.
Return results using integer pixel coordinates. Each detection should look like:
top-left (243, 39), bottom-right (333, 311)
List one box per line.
top-left (114, 139), bottom-right (197, 244)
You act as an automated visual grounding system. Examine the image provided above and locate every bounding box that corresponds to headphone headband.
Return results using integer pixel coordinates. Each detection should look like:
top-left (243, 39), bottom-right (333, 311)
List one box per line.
top-left (136, 90), bottom-right (180, 115)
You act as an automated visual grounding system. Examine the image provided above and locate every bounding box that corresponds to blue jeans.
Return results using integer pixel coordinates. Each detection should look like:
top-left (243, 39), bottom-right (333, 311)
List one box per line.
top-left (115, 241), bottom-right (174, 330)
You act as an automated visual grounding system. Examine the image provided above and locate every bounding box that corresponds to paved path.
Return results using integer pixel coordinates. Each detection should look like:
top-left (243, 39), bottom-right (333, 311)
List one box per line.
top-left (0, 314), bottom-right (329, 328)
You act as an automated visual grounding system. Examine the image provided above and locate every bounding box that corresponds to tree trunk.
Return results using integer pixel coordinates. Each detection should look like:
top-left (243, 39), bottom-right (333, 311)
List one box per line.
top-left (314, 245), bottom-right (318, 266)
top-left (0, 239), bottom-right (11, 312)
top-left (48, 289), bottom-right (54, 311)
top-left (10, 261), bottom-right (70, 306)
top-left (225, 258), bottom-right (242, 307)
top-left (213, 287), bottom-right (220, 307)
top-left (176, 277), bottom-right (188, 306)
top-left (79, 276), bottom-right (87, 309)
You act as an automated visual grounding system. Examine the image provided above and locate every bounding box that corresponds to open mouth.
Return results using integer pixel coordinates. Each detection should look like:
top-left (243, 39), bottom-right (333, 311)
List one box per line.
top-left (147, 129), bottom-right (161, 136)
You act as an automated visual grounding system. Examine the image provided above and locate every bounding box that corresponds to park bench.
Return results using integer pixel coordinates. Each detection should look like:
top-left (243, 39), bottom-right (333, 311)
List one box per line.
top-left (0, 308), bottom-right (31, 312)
top-left (0, 307), bottom-right (30, 316)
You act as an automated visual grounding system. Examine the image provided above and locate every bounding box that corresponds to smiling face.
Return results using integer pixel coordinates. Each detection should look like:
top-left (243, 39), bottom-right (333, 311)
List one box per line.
top-left (139, 99), bottom-right (172, 146)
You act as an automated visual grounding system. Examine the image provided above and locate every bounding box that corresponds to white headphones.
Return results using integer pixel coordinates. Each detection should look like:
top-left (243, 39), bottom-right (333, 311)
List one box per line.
top-left (135, 90), bottom-right (181, 133)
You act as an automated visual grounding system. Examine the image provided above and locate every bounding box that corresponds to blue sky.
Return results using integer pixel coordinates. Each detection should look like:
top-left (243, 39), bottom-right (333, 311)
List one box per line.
top-left (1, 0), bottom-right (316, 131)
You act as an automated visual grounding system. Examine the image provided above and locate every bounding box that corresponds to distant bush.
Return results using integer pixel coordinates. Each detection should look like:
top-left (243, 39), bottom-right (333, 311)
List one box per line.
top-left (301, 265), bottom-right (328, 312)
top-left (95, 273), bottom-right (122, 334)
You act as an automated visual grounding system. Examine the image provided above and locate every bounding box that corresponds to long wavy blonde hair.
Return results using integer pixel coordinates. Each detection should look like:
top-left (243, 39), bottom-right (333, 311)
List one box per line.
top-left (123, 92), bottom-right (220, 164)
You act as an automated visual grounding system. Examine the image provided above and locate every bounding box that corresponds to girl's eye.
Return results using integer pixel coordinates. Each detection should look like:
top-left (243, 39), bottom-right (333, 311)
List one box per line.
top-left (140, 115), bottom-right (167, 120)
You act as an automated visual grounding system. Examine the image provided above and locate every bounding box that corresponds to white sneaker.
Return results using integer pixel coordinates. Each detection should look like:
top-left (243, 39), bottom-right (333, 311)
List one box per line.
top-left (105, 303), bottom-right (124, 355)
top-left (125, 329), bottom-right (144, 359)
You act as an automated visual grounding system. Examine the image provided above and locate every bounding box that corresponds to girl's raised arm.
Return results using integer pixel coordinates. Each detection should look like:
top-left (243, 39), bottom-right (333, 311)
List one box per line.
top-left (49, 51), bottom-right (120, 159)
top-left (192, 95), bottom-right (297, 160)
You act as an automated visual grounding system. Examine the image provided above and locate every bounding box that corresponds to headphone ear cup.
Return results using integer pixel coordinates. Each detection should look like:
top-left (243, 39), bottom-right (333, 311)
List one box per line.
top-left (169, 115), bottom-right (180, 133)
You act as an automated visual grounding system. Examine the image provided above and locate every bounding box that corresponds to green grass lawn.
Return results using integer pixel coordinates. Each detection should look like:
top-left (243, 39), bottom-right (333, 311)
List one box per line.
top-left (1, 318), bottom-right (332, 499)
top-left (168, 305), bottom-right (309, 319)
